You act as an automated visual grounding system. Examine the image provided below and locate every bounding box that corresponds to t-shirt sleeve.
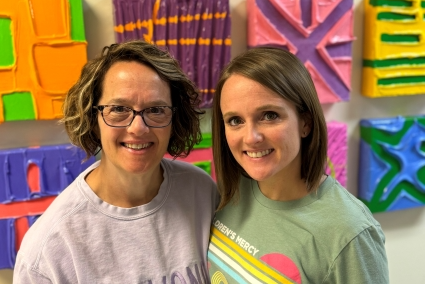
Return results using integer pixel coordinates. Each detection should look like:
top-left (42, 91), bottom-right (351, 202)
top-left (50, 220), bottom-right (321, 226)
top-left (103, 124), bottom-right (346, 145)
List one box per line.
top-left (322, 225), bottom-right (389, 284)
top-left (13, 253), bottom-right (52, 284)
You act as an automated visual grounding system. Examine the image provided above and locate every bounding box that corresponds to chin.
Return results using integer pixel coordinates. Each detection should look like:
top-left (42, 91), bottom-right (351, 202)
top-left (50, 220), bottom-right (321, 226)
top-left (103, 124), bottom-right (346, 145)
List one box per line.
top-left (246, 170), bottom-right (273, 182)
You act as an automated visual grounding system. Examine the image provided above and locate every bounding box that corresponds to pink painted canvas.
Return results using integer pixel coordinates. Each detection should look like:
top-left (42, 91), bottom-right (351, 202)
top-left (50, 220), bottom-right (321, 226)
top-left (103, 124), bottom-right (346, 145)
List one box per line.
top-left (248, 0), bottom-right (354, 104)
top-left (326, 121), bottom-right (347, 187)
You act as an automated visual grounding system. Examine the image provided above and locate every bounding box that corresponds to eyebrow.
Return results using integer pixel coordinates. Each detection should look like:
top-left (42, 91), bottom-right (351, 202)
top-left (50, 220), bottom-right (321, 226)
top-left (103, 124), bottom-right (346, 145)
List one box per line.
top-left (222, 104), bottom-right (286, 118)
top-left (106, 98), bottom-right (170, 106)
top-left (256, 104), bottom-right (285, 112)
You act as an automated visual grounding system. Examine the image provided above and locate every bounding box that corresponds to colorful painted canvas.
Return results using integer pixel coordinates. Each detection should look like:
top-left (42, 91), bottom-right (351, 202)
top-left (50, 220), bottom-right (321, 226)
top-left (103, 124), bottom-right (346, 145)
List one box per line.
top-left (247, 0), bottom-right (355, 104)
top-left (0, 0), bottom-right (87, 123)
top-left (362, 0), bottom-right (425, 98)
top-left (326, 121), bottom-right (347, 187)
top-left (164, 132), bottom-right (215, 180)
top-left (113, 0), bottom-right (231, 108)
top-left (359, 116), bottom-right (425, 213)
top-left (0, 144), bottom-right (95, 269)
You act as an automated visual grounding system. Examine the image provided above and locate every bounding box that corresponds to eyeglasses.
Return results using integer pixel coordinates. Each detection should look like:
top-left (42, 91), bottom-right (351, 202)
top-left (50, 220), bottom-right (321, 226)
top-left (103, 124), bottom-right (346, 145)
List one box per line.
top-left (93, 105), bottom-right (176, 128)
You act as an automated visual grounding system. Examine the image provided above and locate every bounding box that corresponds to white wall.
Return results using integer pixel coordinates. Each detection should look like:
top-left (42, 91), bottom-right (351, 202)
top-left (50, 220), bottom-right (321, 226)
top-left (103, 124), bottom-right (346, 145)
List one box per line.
top-left (1, 0), bottom-right (425, 282)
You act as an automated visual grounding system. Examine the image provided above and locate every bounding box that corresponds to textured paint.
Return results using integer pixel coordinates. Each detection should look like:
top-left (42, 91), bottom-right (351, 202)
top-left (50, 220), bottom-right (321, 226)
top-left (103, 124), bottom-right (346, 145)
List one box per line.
top-left (0, 0), bottom-right (87, 123)
top-left (0, 144), bottom-right (95, 269)
top-left (326, 121), bottom-right (347, 187)
top-left (113, 0), bottom-right (231, 108)
top-left (163, 132), bottom-right (215, 180)
top-left (0, 18), bottom-right (14, 66)
top-left (247, 0), bottom-right (355, 104)
top-left (362, 0), bottom-right (425, 98)
top-left (359, 116), bottom-right (425, 213)
top-left (2, 92), bottom-right (36, 121)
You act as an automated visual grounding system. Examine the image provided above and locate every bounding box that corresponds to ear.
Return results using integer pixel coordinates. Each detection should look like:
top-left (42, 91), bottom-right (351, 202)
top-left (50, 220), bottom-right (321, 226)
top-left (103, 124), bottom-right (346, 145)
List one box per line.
top-left (300, 112), bottom-right (312, 138)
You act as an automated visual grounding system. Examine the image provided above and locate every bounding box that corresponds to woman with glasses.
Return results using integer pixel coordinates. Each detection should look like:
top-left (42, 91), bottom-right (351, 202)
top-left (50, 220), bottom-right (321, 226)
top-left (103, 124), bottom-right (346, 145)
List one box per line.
top-left (13, 41), bottom-right (218, 283)
top-left (208, 47), bottom-right (388, 283)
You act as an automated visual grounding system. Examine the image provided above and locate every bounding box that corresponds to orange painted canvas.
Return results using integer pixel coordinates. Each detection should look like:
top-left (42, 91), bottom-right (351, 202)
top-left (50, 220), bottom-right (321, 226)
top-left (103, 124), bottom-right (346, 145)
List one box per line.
top-left (0, 0), bottom-right (87, 123)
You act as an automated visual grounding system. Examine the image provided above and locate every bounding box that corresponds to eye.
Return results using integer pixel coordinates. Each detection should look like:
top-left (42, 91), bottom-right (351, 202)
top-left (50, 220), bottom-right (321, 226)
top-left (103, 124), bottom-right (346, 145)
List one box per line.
top-left (146, 107), bottom-right (166, 115)
top-left (110, 106), bottom-right (130, 113)
top-left (263, 111), bottom-right (278, 121)
top-left (227, 117), bottom-right (243, 126)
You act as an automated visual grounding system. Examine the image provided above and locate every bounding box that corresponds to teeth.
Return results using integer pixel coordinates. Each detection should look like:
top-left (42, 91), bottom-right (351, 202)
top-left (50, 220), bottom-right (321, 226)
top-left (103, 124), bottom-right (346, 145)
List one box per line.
top-left (124, 143), bottom-right (150, 150)
top-left (246, 149), bottom-right (271, 158)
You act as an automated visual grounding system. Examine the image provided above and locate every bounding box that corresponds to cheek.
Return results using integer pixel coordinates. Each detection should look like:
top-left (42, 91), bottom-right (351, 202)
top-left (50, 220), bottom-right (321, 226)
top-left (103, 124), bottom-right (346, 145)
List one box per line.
top-left (159, 128), bottom-right (172, 145)
top-left (224, 129), bottom-right (237, 148)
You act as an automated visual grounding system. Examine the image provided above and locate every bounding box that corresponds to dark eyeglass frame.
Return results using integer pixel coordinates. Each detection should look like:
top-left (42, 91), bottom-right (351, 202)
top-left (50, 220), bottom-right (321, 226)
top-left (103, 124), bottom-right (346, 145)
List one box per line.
top-left (93, 105), bottom-right (177, 128)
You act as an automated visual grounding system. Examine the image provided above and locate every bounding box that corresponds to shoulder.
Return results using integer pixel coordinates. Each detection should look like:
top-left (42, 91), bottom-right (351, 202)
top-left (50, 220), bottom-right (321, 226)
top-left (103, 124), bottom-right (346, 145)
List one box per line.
top-left (161, 158), bottom-right (219, 206)
top-left (17, 176), bottom-right (88, 270)
top-left (323, 225), bottom-right (389, 283)
top-left (162, 158), bottom-right (215, 183)
top-left (320, 176), bottom-right (380, 229)
top-left (315, 176), bottom-right (386, 251)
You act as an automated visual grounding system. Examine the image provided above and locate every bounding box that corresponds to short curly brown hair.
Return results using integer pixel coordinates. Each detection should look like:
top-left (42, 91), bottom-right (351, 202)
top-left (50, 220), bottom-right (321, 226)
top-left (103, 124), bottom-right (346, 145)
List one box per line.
top-left (60, 40), bottom-right (204, 161)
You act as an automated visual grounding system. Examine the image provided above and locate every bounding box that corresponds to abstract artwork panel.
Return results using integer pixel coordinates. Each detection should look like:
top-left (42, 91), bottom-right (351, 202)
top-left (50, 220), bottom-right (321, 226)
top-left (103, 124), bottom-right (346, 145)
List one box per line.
top-left (0, 0), bottom-right (87, 123)
top-left (326, 121), bottom-right (347, 187)
top-left (164, 132), bottom-right (215, 180)
top-left (113, 0), bottom-right (231, 108)
top-left (0, 144), bottom-right (96, 269)
top-left (362, 0), bottom-right (425, 98)
top-left (359, 116), bottom-right (425, 213)
top-left (247, 0), bottom-right (355, 104)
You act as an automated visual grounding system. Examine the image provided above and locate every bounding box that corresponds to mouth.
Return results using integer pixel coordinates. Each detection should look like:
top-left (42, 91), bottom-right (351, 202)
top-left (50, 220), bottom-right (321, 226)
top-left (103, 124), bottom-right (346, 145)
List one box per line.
top-left (245, 149), bottom-right (273, 158)
top-left (122, 142), bottom-right (152, 150)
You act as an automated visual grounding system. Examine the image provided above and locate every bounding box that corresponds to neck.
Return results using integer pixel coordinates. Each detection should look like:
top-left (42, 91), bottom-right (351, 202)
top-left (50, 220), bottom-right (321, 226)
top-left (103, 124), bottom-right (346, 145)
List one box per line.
top-left (257, 175), bottom-right (309, 201)
top-left (257, 174), bottom-right (327, 201)
top-left (86, 161), bottom-right (163, 208)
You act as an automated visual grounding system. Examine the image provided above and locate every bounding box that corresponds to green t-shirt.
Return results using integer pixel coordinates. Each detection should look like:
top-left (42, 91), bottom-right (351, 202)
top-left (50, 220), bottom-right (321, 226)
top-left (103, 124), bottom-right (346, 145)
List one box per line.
top-left (208, 176), bottom-right (389, 284)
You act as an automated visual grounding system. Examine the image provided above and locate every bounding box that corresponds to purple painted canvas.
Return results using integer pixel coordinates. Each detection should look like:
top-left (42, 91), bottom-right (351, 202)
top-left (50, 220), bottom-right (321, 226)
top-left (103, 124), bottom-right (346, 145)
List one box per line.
top-left (247, 0), bottom-right (355, 104)
top-left (0, 144), bottom-right (95, 269)
top-left (113, 0), bottom-right (232, 108)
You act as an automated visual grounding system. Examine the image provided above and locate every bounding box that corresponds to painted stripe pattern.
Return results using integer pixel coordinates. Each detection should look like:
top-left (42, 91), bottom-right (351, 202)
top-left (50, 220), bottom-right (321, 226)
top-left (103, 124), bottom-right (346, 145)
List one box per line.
top-left (112, 0), bottom-right (231, 108)
top-left (208, 227), bottom-right (296, 284)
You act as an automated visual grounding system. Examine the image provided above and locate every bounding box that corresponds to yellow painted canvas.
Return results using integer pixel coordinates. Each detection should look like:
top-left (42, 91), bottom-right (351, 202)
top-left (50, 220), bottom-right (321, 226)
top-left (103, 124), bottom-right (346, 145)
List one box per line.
top-left (362, 0), bottom-right (425, 98)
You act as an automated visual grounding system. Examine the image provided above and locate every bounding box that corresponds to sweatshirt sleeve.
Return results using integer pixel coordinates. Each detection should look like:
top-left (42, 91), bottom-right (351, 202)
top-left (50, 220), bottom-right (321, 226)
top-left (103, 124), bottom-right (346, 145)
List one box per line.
top-left (13, 253), bottom-right (52, 284)
top-left (322, 225), bottom-right (389, 284)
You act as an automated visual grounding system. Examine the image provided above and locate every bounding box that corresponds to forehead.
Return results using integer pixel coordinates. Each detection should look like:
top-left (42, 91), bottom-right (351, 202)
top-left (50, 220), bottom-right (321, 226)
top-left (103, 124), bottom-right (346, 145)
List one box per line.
top-left (100, 61), bottom-right (171, 105)
top-left (220, 74), bottom-right (295, 112)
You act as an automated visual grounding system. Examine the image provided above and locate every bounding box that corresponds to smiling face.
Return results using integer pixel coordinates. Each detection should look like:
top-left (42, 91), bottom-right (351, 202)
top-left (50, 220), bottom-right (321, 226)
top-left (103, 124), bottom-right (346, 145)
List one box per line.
top-left (220, 74), bottom-right (310, 184)
top-left (96, 61), bottom-right (172, 176)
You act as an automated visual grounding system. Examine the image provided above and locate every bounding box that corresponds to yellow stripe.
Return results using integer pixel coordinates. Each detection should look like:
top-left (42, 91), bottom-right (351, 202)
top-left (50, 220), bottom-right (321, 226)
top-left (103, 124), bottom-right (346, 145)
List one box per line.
top-left (153, 38), bottom-right (227, 46)
top-left (215, 12), bottom-right (227, 19)
top-left (326, 156), bottom-right (336, 178)
top-left (212, 227), bottom-right (294, 284)
top-left (210, 244), bottom-right (264, 284)
top-left (114, 25), bottom-right (124, 33)
top-left (211, 235), bottom-right (279, 284)
top-left (198, 38), bottom-right (210, 45)
top-left (202, 12), bottom-right (213, 20)
top-left (155, 40), bottom-right (166, 46)
top-left (211, 271), bottom-right (229, 284)
top-left (168, 15), bottom-right (178, 23)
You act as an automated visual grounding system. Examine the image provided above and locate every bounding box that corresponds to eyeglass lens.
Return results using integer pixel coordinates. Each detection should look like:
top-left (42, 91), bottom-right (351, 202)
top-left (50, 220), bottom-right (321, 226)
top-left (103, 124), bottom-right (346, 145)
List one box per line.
top-left (101, 106), bottom-right (173, 127)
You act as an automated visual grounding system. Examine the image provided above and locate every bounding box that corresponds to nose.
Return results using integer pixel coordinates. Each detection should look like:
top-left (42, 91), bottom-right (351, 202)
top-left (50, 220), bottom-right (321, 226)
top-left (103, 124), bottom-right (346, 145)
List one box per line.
top-left (127, 113), bottom-right (149, 135)
top-left (243, 123), bottom-right (263, 145)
